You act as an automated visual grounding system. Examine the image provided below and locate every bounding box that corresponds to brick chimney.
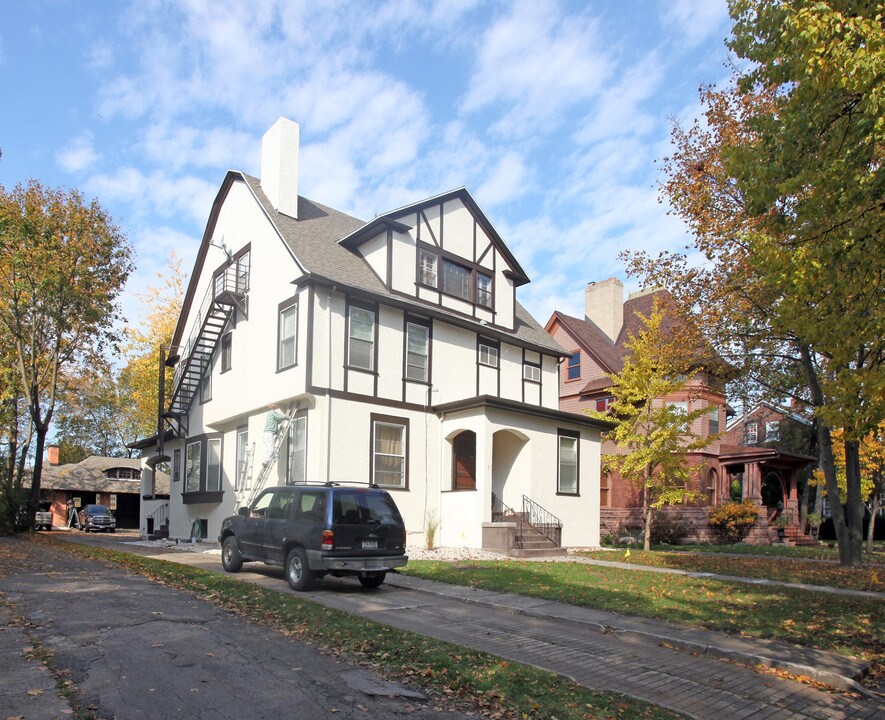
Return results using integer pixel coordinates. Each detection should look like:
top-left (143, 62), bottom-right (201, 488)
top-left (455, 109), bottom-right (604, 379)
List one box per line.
top-left (47, 444), bottom-right (60, 466)
top-left (261, 117), bottom-right (300, 219)
top-left (585, 278), bottom-right (624, 342)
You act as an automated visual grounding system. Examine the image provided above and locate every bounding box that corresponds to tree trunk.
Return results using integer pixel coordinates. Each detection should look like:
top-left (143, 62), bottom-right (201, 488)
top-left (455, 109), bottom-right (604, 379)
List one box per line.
top-left (27, 423), bottom-right (48, 531)
top-left (843, 440), bottom-right (865, 563)
top-left (798, 344), bottom-right (862, 566)
top-left (643, 466), bottom-right (652, 552)
top-left (867, 493), bottom-right (880, 553)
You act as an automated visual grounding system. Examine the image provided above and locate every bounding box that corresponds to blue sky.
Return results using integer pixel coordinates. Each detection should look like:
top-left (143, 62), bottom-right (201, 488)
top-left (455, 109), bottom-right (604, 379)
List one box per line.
top-left (0, 0), bottom-right (733, 328)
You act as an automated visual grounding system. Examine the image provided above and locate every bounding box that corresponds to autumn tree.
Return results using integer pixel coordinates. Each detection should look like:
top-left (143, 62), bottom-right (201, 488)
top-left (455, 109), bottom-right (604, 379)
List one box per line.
top-left (54, 361), bottom-right (142, 460)
top-left (589, 299), bottom-right (714, 551)
top-left (121, 252), bottom-right (185, 442)
top-left (0, 180), bottom-right (132, 529)
top-left (625, 0), bottom-right (883, 565)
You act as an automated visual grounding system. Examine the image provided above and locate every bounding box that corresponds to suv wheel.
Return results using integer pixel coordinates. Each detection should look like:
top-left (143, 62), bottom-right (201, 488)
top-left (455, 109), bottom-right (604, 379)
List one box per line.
top-left (285, 547), bottom-right (314, 591)
top-left (358, 572), bottom-right (386, 589)
top-left (221, 537), bottom-right (243, 572)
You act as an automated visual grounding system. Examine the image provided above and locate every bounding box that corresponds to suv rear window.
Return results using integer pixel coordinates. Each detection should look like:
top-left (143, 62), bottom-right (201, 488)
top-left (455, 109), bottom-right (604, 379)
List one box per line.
top-left (333, 491), bottom-right (402, 526)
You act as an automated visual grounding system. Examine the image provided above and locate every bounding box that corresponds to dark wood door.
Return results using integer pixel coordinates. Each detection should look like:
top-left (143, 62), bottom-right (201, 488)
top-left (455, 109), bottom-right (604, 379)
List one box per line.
top-left (453, 432), bottom-right (476, 490)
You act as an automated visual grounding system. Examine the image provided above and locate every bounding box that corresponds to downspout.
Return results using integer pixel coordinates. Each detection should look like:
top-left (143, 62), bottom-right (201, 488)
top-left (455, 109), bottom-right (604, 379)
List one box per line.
top-left (325, 286), bottom-right (336, 483)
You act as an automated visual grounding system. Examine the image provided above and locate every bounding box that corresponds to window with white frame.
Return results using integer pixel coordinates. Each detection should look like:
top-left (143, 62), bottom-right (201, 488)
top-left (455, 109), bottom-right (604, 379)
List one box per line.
top-left (278, 302), bottom-right (297, 370)
top-left (557, 431), bottom-right (579, 495)
top-left (478, 340), bottom-right (498, 368)
top-left (185, 441), bottom-right (201, 493)
top-left (348, 305), bottom-right (376, 371)
top-left (200, 362), bottom-right (212, 403)
top-left (419, 250), bottom-right (438, 287)
top-left (670, 401), bottom-right (689, 431)
top-left (708, 406), bottom-right (720, 435)
top-left (523, 362), bottom-right (541, 382)
top-left (595, 396), bottom-right (614, 413)
top-left (746, 422), bottom-right (758, 445)
top-left (207, 438), bottom-right (222, 492)
top-left (405, 322), bottom-right (429, 382)
top-left (235, 428), bottom-right (248, 491)
top-left (765, 421), bottom-right (780, 442)
top-left (287, 415), bottom-right (307, 485)
top-left (442, 259), bottom-right (470, 300)
top-left (235, 250), bottom-right (251, 293)
top-left (372, 417), bottom-right (407, 488)
top-left (172, 449), bottom-right (181, 483)
top-left (476, 273), bottom-right (492, 307)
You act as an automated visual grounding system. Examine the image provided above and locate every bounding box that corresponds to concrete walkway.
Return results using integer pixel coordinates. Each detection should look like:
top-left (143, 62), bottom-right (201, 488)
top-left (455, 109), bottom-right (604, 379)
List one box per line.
top-left (53, 533), bottom-right (884, 720)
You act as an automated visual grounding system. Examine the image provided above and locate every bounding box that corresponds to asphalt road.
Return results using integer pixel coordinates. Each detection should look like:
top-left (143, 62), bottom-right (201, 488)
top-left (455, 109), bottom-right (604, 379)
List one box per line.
top-left (0, 535), bottom-right (470, 720)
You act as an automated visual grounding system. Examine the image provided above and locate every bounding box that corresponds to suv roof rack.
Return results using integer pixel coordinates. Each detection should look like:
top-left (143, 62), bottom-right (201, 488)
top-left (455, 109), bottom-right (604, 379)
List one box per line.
top-left (322, 481), bottom-right (380, 489)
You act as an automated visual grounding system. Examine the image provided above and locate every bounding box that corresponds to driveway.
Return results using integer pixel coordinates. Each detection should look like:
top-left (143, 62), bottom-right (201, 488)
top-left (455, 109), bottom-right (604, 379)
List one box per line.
top-left (0, 535), bottom-right (468, 720)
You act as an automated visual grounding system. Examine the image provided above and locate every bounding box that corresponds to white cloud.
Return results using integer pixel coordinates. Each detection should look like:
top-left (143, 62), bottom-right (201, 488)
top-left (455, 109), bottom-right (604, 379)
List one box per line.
top-left (460, 1), bottom-right (611, 137)
top-left (661, 0), bottom-right (730, 49)
top-left (57, 132), bottom-right (100, 173)
top-left (86, 167), bottom-right (217, 226)
top-left (475, 152), bottom-right (530, 208)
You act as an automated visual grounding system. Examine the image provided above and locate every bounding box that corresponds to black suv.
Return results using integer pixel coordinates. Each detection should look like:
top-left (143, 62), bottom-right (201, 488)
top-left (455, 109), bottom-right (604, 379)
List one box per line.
top-left (218, 483), bottom-right (407, 591)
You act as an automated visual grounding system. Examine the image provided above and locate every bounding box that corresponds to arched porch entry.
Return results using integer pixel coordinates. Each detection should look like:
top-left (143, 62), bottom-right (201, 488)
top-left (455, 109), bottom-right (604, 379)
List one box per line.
top-left (491, 429), bottom-right (529, 513)
top-left (718, 446), bottom-right (814, 525)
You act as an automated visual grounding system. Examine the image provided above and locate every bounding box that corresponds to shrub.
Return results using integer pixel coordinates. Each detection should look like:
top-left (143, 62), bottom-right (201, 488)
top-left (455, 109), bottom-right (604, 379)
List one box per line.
top-left (600, 532), bottom-right (616, 547)
top-left (650, 510), bottom-right (695, 544)
top-left (707, 500), bottom-right (759, 543)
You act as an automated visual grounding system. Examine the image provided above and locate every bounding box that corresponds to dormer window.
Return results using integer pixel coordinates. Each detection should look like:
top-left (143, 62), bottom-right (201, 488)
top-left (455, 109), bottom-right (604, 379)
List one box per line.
top-left (443, 259), bottom-right (470, 300)
top-left (476, 273), bottom-right (492, 308)
top-left (419, 250), bottom-right (437, 286)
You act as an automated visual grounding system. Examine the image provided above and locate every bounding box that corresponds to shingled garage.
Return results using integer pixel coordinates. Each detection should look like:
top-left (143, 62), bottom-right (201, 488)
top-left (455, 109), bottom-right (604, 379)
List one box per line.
top-left (38, 449), bottom-right (170, 530)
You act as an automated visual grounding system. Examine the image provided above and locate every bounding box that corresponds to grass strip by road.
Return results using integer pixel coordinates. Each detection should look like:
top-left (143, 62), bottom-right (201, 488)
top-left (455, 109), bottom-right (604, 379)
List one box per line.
top-left (36, 537), bottom-right (682, 720)
top-left (636, 542), bottom-right (885, 565)
top-left (403, 559), bottom-right (884, 683)
top-left (576, 548), bottom-right (884, 592)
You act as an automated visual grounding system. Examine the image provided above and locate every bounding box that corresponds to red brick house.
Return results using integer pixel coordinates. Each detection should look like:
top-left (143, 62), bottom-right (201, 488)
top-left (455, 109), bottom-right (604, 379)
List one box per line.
top-left (546, 279), bottom-right (814, 544)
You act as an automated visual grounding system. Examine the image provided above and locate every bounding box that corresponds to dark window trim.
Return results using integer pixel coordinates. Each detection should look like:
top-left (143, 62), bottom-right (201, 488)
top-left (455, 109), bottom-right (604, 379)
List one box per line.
top-left (220, 332), bottom-right (232, 373)
top-left (277, 296), bottom-right (299, 372)
top-left (200, 359), bottom-right (213, 404)
top-left (477, 337), bottom-right (500, 368)
top-left (172, 448), bottom-right (181, 483)
top-left (182, 432), bottom-right (224, 501)
top-left (346, 299), bottom-right (378, 374)
top-left (370, 413), bottom-right (409, 490)
top-left (556, 429), bottom-right (580, 496)
top-left (404, 316), bottom-right (432, 385)
top-left (416, 240), bottom-right (496, 308)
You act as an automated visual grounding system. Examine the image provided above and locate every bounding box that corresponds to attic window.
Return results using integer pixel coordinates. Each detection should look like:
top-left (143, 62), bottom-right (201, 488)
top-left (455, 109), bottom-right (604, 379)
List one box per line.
top-left (442, 260), bottom-right (470, 300)
top-left (476, 273), bottom-right (492, 308)
top-left (419, 251), bottom-right (438, 287)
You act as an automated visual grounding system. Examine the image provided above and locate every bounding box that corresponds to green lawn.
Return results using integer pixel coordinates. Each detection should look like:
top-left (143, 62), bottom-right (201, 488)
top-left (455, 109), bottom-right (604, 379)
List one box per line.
top-left (577, 548), bottom-right (884, 592)
top-left (641, 541), bottom-right (885, 563)
top-left (34, 536), bottom-right (682, 720)
top-left (403, 558), bottom-right (884, 680)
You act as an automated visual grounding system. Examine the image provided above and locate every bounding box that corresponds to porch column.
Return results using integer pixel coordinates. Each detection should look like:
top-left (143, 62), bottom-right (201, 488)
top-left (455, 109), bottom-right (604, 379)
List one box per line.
top-left (745, 462), bottom-right (763, 504)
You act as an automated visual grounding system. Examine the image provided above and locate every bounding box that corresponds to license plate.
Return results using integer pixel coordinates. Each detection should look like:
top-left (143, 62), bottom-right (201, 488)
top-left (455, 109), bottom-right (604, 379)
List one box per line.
top-left (362, 539), bottom-right (378, 549)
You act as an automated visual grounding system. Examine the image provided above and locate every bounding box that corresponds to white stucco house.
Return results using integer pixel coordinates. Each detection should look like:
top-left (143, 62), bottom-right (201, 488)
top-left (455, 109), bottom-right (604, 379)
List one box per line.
top-left (136, 117), bottom-right (610, 552)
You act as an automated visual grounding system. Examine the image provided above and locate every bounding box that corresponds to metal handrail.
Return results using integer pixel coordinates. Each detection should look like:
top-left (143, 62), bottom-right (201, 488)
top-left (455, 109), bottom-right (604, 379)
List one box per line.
top-left (522, 494), bottom-right (562, 546)
top-left (491, 492), bottom-right (524, 549)
top-left (147, 503), bottom-right (169, 528)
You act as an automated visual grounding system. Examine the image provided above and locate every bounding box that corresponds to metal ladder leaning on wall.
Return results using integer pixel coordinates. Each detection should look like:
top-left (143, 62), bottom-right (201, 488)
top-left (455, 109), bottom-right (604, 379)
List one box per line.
top-left (239, 404), bottom-right (298, 510)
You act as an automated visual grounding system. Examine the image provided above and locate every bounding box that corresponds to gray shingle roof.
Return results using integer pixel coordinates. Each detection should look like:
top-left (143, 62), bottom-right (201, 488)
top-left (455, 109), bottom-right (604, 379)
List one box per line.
top-left (239, 173), bottom-right (564, 355)
top-left (39, 456), bottom-right (170, 495)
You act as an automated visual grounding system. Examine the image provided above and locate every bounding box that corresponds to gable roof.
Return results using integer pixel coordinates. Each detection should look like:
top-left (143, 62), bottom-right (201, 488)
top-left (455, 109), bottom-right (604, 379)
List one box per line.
top-left (725, 401), bottom-right (813, 432)
top-left (548, 289), bottom-right (730, 395)
top-left (174, 172), bottom-right (563, 356)
top-left (338, 187), bottom-right (530, 287)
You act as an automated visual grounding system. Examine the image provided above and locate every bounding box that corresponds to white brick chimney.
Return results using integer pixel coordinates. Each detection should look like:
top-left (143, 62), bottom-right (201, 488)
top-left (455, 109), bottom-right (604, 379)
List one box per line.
top-left (261, 117), bottom-right (299, 219)
top-left (585, 278), bottom-right (624, 342)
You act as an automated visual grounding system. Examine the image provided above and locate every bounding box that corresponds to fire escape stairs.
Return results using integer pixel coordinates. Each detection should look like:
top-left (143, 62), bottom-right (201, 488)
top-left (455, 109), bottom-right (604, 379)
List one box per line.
top-left (164, 279), bottom-right (247, 437)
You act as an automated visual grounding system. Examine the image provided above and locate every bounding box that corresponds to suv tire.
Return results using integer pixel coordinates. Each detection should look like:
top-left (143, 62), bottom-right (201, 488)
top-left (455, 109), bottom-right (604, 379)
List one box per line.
top-left (221, 537), bottom-right (243, 572)
top-left (285, 547), bottom-right (314, 591)
top-left (358, 572), bottom-right (386, 589)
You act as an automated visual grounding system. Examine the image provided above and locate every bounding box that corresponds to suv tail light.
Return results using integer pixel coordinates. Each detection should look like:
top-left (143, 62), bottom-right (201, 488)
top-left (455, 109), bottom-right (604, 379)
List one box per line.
top-left (402, 529), bottom-right (407, 548)
top-left (321, 530), bottom-right (334, 551)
